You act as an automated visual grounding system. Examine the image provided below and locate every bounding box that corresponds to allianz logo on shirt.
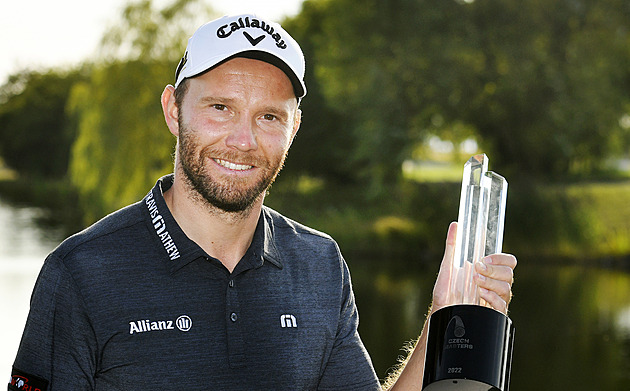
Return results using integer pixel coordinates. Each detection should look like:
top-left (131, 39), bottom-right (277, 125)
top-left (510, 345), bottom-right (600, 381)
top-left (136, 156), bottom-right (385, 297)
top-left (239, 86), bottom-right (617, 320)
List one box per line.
top-left (129, 315), bottom-right (192, 335)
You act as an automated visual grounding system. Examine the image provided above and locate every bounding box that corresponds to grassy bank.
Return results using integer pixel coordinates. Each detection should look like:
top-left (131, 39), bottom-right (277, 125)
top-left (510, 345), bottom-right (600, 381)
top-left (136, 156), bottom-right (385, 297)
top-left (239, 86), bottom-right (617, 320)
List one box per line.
top-left (1, 171), bottom-right (629, 268)
top-left (266, 177), bottom-right (630, 267)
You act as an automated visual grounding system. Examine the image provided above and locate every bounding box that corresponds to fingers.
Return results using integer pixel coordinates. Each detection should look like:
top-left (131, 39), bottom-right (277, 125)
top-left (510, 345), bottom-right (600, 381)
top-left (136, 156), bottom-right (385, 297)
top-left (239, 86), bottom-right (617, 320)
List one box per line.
top-left (430, 223), bottom-right (518, 316)
top-left (474, 254), bottom-right (517, 314)
top-left (439, 222), bottom-right (457, 277)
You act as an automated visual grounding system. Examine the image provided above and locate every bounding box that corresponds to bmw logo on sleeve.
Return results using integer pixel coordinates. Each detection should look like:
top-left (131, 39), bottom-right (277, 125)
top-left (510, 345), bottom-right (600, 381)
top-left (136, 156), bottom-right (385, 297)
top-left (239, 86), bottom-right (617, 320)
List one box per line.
top-left (9, 367), bottom-right (49, 391)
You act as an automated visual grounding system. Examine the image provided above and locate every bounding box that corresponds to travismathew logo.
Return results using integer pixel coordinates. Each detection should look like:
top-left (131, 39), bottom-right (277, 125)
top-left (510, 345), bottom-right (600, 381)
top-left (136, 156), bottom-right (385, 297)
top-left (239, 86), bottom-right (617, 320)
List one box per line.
top-left (280, 314), bottom-right (297, 328)
top-left (129, 315), bottom-right (192, 334)
top-left (145, 192), bottom-right (180, 260)
top-left (216, 16), bottom-right (288, 49)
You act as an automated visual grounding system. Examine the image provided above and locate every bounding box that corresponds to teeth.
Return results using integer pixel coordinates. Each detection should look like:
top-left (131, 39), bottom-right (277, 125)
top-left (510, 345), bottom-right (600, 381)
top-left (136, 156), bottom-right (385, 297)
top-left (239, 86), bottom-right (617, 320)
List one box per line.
top-left (214, 159), bottom-right (253, 171)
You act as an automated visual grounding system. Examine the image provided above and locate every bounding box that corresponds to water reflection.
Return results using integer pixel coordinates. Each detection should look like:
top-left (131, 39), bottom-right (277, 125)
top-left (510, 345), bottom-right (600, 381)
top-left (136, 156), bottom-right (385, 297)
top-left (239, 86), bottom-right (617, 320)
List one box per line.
top-left (508, 264), bottom-right (630, 390)
top-left (0, 200), bottom-right (62, 259)
top-left (0, 198), bottom-right (64, 377)
top-left (1, 197), bottom-right (629, 390)
top-left (349, 257), bottom-right (630, 390)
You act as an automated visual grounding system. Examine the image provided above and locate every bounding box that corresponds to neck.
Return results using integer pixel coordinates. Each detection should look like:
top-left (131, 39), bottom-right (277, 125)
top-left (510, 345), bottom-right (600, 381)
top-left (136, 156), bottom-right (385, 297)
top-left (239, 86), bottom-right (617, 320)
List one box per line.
top-left (164, 175), bottom-right (263, 273)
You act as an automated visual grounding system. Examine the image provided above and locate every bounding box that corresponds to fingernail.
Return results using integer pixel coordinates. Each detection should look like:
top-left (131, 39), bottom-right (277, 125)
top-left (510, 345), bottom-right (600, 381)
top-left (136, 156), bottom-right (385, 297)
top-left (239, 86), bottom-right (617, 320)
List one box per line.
top-left (477, 261), bottom-right (487, 271)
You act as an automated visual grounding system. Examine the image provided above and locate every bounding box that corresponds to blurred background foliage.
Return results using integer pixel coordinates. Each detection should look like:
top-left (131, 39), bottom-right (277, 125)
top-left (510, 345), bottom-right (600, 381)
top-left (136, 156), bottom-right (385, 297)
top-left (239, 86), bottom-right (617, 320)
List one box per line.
top-left (1, 0), bottom-right (630, 260)
top-left (68, 0), bottom-right (215, 221)
top-left (284, 0), bottom-right (630, 183)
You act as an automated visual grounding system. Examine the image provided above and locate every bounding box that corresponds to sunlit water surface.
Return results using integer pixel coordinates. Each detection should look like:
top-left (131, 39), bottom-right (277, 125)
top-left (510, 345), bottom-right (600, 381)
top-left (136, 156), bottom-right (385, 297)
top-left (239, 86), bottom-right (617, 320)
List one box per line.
top-left (0, 199), bottom-right (63, 377)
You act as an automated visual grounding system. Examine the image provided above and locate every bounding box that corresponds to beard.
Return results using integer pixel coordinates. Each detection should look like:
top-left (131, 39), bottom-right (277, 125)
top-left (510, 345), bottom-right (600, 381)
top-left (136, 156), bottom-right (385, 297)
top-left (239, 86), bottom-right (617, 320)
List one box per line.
top-left (177, 120), bottom-right (287, 214)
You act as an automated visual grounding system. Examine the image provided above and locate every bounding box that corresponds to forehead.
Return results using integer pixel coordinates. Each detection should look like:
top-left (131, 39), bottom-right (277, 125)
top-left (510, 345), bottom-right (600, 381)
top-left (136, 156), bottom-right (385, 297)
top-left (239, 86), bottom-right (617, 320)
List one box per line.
top-left (187, 57), bottom-right (296, 101)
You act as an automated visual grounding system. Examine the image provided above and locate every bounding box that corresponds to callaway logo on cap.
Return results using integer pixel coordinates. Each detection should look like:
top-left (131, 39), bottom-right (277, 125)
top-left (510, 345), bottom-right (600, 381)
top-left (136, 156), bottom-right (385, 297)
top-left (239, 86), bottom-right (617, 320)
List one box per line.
top-left (174, 14), bottom-right (307, 98)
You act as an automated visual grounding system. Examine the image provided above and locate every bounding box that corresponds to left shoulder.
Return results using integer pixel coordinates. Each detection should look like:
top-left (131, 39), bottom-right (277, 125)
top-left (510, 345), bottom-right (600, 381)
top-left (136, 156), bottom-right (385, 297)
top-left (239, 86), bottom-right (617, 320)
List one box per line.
top-left (263, 206), bottom-right (334, 242)
top-left (262, 206), bottom-right (344, 263)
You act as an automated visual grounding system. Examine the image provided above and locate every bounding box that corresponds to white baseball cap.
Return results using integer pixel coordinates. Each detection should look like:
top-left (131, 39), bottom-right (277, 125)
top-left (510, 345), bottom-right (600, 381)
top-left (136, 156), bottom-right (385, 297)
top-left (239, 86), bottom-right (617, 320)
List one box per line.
top-left (174, 14), bottom-right (306, 98)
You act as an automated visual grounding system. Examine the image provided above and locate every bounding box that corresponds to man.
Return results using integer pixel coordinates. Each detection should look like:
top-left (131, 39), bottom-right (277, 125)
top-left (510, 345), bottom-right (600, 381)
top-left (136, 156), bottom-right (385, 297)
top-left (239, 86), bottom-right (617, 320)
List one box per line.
top-left (9, 14), bottom-right (516, 390)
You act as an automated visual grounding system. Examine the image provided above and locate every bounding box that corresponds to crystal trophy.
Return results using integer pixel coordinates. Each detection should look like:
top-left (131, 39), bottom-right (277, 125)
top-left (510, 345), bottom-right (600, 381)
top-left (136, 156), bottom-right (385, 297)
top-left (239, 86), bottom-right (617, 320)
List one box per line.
top-left (423, 154), bottom-right (515, 391)
top-left (450, 154), bottom-right (508, 306)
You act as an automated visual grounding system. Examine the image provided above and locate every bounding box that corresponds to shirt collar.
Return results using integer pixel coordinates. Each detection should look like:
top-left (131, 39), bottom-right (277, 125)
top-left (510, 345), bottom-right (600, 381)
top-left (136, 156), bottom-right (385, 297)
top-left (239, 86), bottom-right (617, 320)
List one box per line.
top-left (143, 175), bottom-right (283, 274)
top-left (261, 206), bottom-right (283, 269)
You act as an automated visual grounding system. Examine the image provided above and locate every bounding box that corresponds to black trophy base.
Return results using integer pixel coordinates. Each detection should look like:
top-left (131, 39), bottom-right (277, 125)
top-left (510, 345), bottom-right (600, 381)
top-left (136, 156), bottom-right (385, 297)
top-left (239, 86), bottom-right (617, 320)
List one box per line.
top-left (422, 305), bottom-right (515, 391)
top-left (423, 379), bottom-right (499, 391)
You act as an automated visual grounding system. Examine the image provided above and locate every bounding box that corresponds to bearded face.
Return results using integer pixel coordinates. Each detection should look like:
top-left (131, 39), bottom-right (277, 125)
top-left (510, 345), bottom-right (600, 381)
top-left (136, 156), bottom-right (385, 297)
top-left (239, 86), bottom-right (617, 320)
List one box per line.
top-left (168, 58), bottom-right (299, 214)
top-left (177, 115), bottom-right (289, 213)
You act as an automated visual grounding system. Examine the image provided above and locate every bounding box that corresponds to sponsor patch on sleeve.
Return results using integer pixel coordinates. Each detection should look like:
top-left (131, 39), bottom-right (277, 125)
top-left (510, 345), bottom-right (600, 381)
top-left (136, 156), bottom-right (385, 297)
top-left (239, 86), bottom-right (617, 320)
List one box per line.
top-left (8, 367), bottom-right (49, 391)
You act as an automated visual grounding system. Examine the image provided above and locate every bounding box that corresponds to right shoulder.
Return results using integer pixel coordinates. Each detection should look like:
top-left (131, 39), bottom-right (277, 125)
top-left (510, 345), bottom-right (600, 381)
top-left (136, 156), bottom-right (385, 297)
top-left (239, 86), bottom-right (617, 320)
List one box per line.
top-left (51, 201), bottom-right (147, 264)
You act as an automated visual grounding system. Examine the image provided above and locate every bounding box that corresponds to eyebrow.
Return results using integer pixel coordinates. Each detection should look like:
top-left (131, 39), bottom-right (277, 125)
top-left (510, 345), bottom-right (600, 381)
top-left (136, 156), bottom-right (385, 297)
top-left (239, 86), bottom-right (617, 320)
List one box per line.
top-left (198, 96), bottom-right (294, 119)
top-left (262, 105), bottom-right (292, 119)
top-left (197, 96), bottom-right (235, 105)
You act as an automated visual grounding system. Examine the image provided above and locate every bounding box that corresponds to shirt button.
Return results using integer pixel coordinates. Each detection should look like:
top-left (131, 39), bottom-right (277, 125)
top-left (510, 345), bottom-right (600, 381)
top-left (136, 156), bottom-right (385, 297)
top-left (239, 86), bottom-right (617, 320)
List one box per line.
top-left (228, 280), bottom-right (234, 288)
top-left (230, 312), bottom-right (238, 322)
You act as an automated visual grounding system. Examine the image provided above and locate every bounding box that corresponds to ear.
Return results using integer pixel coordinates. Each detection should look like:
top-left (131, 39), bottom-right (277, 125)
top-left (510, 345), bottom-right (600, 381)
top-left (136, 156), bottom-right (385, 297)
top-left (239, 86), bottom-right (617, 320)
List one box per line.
top-left (161, 85), bottom-right (180, 137)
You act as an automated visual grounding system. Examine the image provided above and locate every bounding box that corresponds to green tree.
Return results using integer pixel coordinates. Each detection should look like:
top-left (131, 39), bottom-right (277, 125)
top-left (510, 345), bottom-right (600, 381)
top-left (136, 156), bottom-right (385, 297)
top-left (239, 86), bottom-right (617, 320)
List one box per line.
top-left (460, 0), bottom-right (630, 177)
top-left (298, 0), bottom-right (475, 189)
top-left (0, 69), bottom-right (84, 178)
top-left (281, 1), bottom-right (358, 183)
top-left (69, 0), bottom-right (215, 222)
top-left (293, 0), bottom-right (630, 183)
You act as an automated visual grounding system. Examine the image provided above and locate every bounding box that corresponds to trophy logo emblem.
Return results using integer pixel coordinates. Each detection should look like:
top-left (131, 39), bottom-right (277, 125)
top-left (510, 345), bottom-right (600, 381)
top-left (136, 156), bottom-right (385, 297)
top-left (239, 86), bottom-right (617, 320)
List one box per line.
top-left (449, 316), bottom-right (466, 338)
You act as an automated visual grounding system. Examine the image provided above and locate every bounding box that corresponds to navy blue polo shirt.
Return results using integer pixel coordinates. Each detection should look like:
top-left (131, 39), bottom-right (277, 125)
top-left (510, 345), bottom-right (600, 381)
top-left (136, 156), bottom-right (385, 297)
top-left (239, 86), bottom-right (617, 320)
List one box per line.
top-left (9, 175), bottom-right (380, 390)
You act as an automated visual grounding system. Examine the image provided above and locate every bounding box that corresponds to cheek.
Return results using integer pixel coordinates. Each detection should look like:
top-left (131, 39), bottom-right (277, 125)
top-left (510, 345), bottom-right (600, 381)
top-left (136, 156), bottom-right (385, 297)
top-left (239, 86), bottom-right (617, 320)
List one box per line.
top-left (184, 118), bottom-right (227, 146)
top-left (262, 133), bottom-right (293, 156)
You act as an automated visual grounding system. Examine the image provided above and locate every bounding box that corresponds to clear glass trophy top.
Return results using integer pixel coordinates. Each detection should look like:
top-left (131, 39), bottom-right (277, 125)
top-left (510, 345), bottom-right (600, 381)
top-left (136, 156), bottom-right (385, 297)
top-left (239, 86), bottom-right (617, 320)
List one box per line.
top-left (449, 154), bottom-right (508, 307)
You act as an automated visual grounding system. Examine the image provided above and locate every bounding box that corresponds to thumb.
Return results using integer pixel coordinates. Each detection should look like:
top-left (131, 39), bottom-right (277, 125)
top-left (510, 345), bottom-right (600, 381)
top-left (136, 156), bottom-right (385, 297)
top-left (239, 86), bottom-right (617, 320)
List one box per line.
top-left (432, 222), bottom-right (457, 312)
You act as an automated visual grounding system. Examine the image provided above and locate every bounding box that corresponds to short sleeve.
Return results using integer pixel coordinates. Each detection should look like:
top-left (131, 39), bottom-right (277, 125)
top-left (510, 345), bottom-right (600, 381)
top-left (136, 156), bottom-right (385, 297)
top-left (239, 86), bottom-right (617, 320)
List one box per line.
top-left (317, 260), bottom-right (381, 391)
top-left (10, 254), bottom-right (97, 390)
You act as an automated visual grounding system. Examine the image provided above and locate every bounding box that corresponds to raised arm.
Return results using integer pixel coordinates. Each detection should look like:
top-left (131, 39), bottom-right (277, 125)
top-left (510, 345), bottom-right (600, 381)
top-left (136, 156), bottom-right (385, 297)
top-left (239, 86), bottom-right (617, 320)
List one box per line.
top-left (382, 222), bottom-right (517, 390)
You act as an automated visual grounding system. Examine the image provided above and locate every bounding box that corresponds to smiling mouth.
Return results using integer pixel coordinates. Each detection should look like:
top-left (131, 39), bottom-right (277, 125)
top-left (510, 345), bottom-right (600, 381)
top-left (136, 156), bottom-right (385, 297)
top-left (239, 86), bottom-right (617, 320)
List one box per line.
top-left (213, 158), bottom-right (254, 171)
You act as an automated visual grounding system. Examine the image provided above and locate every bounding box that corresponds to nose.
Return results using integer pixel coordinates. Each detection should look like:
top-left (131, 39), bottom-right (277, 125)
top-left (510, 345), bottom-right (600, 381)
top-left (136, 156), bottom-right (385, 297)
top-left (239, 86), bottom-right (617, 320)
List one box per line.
top-left (225, 116), bottom-right (258, 152)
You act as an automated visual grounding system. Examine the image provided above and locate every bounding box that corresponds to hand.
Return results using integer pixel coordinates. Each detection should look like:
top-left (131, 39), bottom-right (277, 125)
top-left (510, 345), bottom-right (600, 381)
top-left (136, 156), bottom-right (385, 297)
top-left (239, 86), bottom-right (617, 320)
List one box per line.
top-left (431, 222), bottom-right (517, 315)
top-left (474, 252), bottom-right (517, 314)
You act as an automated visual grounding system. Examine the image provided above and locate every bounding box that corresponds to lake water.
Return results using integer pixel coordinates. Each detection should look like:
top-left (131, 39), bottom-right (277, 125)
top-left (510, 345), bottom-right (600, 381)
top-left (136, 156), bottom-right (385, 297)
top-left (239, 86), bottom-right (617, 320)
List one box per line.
top-left (351, 258), bottom-right (630, 390)
top-left (0, 199), bottom-right (64, 377)
top-left (1, 197), bottom-right (629, 390)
